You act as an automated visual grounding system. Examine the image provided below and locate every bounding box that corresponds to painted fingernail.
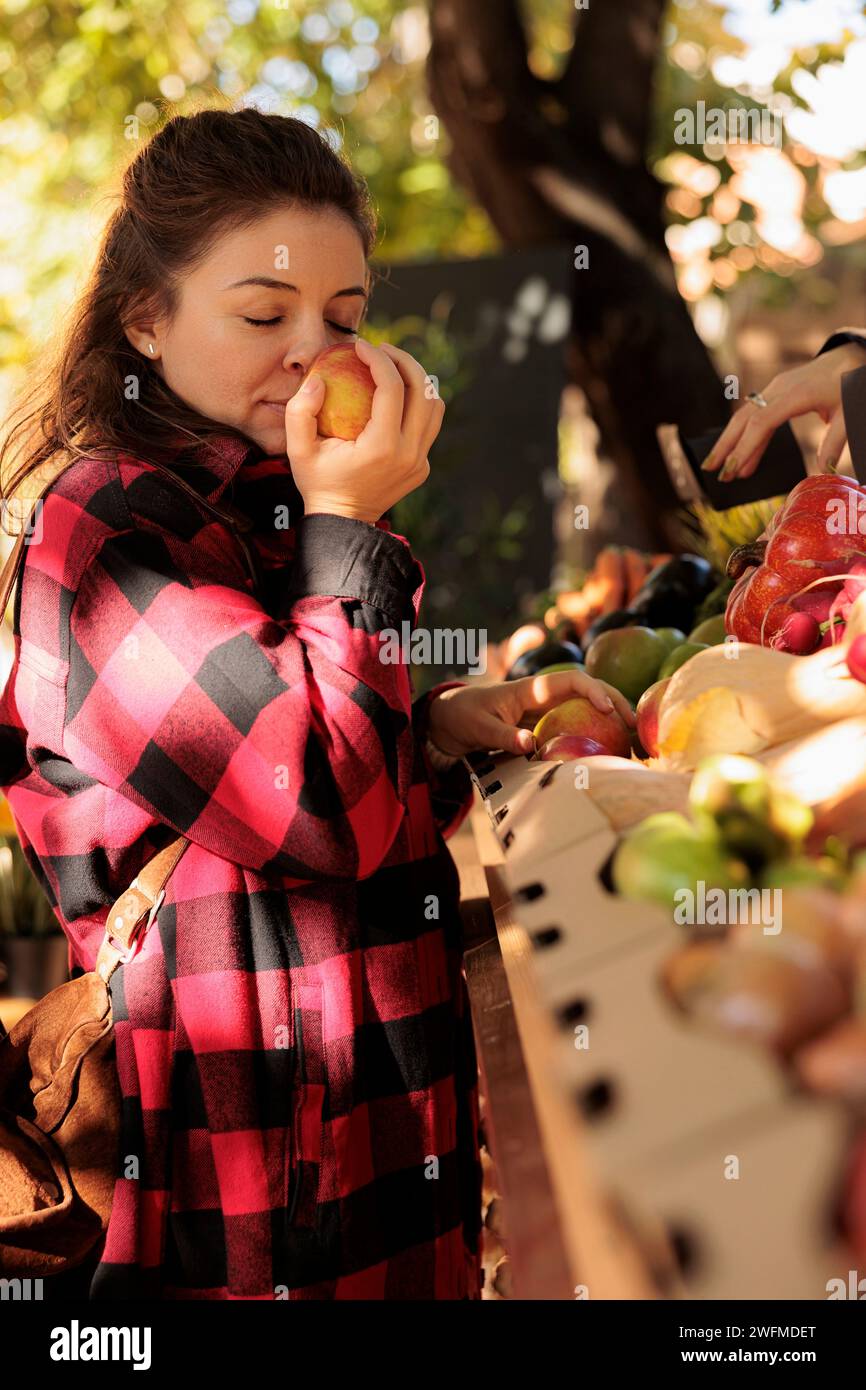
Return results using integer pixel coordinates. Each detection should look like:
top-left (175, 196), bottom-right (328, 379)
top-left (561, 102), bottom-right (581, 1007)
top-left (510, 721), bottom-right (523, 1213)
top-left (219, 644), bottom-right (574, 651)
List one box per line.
top-left (701, 456), bottom-right (719, 471)
top-left (825, 457), bottom-right (837, 473)
top-left (719, 457), bottom-right (738, 480)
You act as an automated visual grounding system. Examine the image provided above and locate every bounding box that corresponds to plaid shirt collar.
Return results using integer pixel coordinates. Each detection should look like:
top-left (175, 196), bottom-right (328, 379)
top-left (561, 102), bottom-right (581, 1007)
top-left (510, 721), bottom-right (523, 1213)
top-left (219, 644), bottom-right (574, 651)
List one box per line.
top-left (158, 429), bottom-right (275, 506)
top-left (153, 431), bottom-right (309, 578)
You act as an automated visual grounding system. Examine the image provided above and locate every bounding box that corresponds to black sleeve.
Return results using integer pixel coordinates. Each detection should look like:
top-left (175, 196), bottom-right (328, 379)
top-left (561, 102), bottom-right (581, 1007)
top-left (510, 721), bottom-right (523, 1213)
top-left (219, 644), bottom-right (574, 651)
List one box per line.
top-left (816, 329), bottom-right (866, 358)
top-left (411, 684), bottom-right (475, 841)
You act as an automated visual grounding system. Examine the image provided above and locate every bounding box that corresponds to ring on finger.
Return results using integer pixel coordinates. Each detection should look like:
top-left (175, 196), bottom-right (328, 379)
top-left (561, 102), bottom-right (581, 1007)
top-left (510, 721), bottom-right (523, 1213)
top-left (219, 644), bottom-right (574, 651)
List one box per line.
top-left (746, 391), bottom-right (769, 409)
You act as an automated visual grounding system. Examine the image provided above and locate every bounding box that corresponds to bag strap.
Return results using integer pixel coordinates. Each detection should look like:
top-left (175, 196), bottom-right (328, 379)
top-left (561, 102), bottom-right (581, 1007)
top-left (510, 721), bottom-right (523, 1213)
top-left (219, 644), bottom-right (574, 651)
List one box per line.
top-left (95, 835), bottom-right (190, 983)
top-left (0, 518), bottom-right (38, 628)
top-left (0, 455), bottom-right (80, 622)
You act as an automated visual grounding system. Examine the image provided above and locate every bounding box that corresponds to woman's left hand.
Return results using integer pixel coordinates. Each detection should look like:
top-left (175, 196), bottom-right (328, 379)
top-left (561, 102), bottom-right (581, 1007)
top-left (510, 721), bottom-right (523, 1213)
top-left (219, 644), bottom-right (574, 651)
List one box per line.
top-left (426, 670), bottom-right (636, 759)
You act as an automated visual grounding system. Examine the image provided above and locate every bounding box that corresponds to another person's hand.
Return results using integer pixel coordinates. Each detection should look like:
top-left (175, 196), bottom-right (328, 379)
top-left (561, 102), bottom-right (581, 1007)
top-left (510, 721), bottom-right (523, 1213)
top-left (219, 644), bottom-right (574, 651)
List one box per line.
top-left (285, 338), bottom-right (443, 523)
top-left (426, 670), bottom-right (636, 759)
top-left (702, 341), bottom-right (866, 482)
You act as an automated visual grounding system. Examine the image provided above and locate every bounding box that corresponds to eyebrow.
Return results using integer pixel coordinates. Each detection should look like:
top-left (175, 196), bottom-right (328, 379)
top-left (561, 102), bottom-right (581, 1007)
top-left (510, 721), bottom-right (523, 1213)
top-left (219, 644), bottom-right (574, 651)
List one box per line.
top-left (223, 276), bottom-right (368, 300)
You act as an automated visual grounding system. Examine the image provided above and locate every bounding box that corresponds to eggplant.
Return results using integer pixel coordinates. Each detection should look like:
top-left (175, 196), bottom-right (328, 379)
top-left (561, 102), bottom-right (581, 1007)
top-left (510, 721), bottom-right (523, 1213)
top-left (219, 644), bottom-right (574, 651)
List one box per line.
top-left (637, 555), bottom-right (716, 603)
top-left (627, 554), bottom-right (718, 633)
top-left (581, 608), bottom-right (639, 649)
top-left (505, 639), bottom-right (584, 680)
top-left (629, 584), bottom-right (697, 633)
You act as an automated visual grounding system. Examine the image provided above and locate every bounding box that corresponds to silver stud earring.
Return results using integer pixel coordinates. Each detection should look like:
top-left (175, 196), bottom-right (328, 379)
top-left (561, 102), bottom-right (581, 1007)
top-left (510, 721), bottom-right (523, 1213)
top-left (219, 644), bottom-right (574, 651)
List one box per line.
top-left (148, 343), bottom-right (155, 356)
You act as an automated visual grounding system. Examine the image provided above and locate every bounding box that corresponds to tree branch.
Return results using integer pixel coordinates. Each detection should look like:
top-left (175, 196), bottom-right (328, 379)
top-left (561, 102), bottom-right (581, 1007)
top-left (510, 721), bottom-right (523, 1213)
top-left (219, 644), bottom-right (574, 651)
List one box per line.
top-left (426, 0), bottom-right (725, 549)
top-left (559, 0), bottom-right (669, 166)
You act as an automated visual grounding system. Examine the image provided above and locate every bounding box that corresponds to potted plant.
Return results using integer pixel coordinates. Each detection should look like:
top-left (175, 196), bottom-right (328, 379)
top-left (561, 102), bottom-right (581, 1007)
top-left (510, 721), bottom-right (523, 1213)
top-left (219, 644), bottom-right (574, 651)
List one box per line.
top-left (0, 797), bottom-right (68, 1000)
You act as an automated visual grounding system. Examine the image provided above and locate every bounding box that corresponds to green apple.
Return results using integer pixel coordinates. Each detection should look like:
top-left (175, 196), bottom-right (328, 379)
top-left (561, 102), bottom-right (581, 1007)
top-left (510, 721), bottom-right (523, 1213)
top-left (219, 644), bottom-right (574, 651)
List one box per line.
top-left (654, 626), bottom-right (688, 654)
top-left (584, 626), bottom-right (668, 704)
top-left (658, 641), bottom-right (709, 680)
top-left (612, 812), bottom-right (749, 911)
top-left (688, 614), bottom-right (728, 646)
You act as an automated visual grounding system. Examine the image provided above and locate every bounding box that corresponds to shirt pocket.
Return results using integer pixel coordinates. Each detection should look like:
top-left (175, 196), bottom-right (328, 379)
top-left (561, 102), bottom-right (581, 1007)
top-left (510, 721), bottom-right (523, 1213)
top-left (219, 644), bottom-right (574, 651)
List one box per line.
top-left (286, 979), bottom-right (327, 1230)
top-left (16, 648), bottom-right (67, 752)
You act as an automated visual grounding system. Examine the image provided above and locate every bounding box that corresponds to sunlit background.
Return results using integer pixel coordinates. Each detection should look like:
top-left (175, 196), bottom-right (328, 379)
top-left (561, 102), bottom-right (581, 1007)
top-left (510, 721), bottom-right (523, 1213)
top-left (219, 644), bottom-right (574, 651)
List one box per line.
top-left (3, 0), bottom-right (866, 647)
top-left (3, 0), bottom-right (866, 386)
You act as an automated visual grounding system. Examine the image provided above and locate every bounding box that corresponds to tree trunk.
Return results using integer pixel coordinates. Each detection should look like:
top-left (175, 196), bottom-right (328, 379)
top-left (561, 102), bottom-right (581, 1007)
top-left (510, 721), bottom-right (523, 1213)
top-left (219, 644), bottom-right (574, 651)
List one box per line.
top-left (427, 0), bottom-right (725, 553)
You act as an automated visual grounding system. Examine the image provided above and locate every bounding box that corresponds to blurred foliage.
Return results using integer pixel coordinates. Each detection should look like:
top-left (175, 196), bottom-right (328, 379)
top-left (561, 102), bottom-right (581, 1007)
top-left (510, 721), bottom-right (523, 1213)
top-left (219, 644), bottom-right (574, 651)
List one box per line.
top-left (0, 835), bottom-right (60, 935)
top-left (2, 0), bottom-right (866, 640)
top-left (0, 0), bottom-right (498, 389)
top-left (3, 0), bottom-right (863, 394)
top-left (3, 1), bottom-right (865, 395)
top-left (365, 309), bottom-right (534, 693)
top-left (654, 2), bottom-right (866, 314)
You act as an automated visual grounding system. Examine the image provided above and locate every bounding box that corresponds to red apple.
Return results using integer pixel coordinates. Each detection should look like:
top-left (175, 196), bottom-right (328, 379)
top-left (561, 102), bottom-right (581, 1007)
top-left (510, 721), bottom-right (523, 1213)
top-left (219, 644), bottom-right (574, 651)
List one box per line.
top-left (635, 676), bottom-right (671, 758)
top-left (532, 696), bottom-right (631, 758)
top-left (305, 342), bottom-right (376, 440)
top-left (536, 734), bottom-right (610, 761)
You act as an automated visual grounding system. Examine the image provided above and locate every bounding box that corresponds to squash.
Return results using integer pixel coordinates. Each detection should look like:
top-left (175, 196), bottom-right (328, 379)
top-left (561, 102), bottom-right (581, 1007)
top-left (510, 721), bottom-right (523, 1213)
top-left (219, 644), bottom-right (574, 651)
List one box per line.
top-left (656, 642), bottom-right (866, 771)
top-left (758, 717), bottom-right (866, 805)
top-left (578, 756), bottom-right (692, 830)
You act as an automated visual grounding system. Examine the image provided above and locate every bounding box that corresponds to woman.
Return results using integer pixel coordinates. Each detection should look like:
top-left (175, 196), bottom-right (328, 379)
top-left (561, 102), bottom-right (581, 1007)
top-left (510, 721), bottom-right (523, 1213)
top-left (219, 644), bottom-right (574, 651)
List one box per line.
top-left (0, 108), bottom-right (632, 1300)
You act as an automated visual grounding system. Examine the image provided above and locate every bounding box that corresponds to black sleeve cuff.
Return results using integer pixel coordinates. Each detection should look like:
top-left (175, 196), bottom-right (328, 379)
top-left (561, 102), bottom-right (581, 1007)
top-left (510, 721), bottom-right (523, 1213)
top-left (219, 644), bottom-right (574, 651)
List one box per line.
top-left (412, 687), bottom-right (474, 834)
top-left (816, 329), bottom-right (866, 358)
top-left (283, 513), bottom-right (423, 626)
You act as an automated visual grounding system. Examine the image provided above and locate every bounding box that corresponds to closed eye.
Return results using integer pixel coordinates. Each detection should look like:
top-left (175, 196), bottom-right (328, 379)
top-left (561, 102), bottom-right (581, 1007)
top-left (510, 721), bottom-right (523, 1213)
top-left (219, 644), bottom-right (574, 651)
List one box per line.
top-left (242, 317), bottom-right (358, 334)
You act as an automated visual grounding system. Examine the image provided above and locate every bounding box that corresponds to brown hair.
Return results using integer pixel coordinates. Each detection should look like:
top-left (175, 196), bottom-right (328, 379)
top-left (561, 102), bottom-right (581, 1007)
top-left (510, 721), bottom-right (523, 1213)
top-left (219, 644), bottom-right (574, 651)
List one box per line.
top-left (0, 106), bottom-right (379, 507)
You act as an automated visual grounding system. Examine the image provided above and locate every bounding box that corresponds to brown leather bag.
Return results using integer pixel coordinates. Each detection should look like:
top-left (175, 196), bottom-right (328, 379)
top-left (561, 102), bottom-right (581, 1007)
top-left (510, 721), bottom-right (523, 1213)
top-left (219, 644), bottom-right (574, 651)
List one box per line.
top-left (0, 466), bottom-right (191, 1277)
top-left (0, 835), bottom-right (188, 1276)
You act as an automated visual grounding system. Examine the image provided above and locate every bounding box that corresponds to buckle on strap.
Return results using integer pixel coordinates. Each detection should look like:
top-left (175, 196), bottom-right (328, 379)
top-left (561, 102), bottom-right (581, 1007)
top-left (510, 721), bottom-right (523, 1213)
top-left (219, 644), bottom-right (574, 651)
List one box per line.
top-left (105, 887), bottom-right (166, 964)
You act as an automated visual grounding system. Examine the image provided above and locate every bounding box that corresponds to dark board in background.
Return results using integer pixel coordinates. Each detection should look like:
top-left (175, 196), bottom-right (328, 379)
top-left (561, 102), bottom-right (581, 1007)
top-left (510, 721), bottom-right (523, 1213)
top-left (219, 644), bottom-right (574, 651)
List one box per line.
top-left (368, 244), bottom-right (573, 691)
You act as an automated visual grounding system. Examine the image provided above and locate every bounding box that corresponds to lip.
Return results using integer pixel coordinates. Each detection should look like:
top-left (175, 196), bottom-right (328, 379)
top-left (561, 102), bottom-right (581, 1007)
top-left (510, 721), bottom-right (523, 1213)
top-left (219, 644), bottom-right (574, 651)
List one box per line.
top-left (261, 400), bottom-right (290, 415)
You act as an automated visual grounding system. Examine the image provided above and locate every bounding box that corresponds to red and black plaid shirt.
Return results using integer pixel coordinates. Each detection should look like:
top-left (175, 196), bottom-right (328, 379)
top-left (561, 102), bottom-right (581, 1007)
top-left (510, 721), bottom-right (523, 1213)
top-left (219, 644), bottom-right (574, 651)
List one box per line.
top-left (0, 433), bottom-right (483, 1299)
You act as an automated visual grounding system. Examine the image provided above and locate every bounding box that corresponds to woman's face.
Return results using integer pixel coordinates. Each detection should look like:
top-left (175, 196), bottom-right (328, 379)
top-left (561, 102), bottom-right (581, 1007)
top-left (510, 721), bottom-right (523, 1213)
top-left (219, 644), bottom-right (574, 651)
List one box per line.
top-left (126, 204), bottom-right (369, 453)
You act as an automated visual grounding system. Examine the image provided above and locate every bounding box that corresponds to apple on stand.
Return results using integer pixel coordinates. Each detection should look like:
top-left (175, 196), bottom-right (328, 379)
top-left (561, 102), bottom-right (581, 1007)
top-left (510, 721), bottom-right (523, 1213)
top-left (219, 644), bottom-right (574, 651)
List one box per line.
top-left (532, 695), bottom-right (632, 759)
top-left (635, 677), bottom-right (672, 759)
top-left (536, 734), bottom-right (609, 761)
top-left (304, 342), bottom-right (376, 441)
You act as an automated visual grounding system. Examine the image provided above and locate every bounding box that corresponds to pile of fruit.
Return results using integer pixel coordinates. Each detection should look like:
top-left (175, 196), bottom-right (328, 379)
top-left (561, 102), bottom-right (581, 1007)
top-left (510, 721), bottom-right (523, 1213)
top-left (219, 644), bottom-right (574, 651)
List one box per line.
top-left (490, 474), bottom-right (866, 1271)
top-left (494, 482), bottom-right (866, 1030)
top-left (543, 545), bottom-right (673, 639)
top-left (500, 553), bottom-right (733, 760)
top-left (497, 477), bottom-right (866, 767)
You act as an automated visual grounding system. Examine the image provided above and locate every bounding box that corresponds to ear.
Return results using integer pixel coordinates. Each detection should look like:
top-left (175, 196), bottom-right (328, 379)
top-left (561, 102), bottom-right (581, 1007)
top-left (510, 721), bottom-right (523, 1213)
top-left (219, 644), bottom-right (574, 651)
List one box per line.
top-left (122, 295), bottom-right (164, 360)
top-left (123, 321), bottom-right (162, 360)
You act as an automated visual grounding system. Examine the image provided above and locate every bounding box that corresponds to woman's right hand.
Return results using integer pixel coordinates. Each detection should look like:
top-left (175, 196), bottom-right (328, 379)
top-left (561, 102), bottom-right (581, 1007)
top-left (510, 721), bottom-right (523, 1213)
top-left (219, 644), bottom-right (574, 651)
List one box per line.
top-left (702, 340), bottom-right (866, 482)
top-left (284, 338), bottom-right (444, 523)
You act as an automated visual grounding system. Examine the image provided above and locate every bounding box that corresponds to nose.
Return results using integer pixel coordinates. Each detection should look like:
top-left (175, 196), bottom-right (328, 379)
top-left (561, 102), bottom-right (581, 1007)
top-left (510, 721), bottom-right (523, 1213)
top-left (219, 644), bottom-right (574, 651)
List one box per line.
top-left (281, 331), bottom-right (330, 379)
